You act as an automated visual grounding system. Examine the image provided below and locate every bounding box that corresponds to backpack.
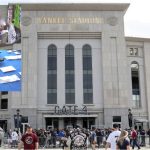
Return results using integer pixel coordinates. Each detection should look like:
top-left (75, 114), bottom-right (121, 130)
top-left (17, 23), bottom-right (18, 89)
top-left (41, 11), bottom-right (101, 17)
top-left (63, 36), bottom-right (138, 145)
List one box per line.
top-left (132, 131), bottom-right (137, 139)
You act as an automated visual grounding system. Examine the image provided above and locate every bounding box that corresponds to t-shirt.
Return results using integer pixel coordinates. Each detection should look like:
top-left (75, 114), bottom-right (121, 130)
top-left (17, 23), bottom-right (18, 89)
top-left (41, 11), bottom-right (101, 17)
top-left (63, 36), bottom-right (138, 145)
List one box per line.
top-left (21, 133), bottom-right (38, 150)
top-left (106, 130), bottom-right (121, 150)
top-left (11, 131), bottom-right (18, 141)
top-left (117, 139), bottom-right (130, 150)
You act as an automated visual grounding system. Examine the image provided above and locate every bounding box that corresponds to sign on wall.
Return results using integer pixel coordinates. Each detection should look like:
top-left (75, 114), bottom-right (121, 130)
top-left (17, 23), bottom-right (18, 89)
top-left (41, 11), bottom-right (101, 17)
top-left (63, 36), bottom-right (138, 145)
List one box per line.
top-left (54, 105), bottom-right (87, 115)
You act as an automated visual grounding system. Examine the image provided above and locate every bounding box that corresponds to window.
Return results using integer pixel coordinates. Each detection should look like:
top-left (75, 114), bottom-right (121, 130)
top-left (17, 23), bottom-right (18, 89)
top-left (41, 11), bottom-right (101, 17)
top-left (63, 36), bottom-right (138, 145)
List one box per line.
top-left (66, 92), bottom-right (75, 104)
top-left (131, 61), bottom-right (140, 108)
top-left (47, 44), bottom-right (57, 104)
top-left (66, 74), bottom-right (75, 89)
top-left (113, 116), bottom-right (121, 122)
top-left (65, 44), bottom-right (75, 104)
top-left (48, 74), bottom-right (57, 89)
top-left (47, 93), bottom-right (57, 104)
top-left (65, 57), bottom-right (74, 70)
top-left (83, 74), bottom-right (93, 89)
top-left (84, 93), bottom-right (93, 104)
top-left (48, 57), bottom-right (57, 70)
top-left (1, 99), bottom-right (8, 109)
top-left (129, 48), bottom-right (138, 56)
top-left (82, 44), bottom-right (93, 104)
top-left (83, 57), bottom-right (92, 70)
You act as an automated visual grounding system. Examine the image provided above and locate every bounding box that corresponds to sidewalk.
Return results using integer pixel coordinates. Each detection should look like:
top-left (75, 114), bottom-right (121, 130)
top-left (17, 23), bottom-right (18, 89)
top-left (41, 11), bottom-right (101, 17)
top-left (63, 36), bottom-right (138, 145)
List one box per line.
top-left (0, 147), bottom-right (150, 150)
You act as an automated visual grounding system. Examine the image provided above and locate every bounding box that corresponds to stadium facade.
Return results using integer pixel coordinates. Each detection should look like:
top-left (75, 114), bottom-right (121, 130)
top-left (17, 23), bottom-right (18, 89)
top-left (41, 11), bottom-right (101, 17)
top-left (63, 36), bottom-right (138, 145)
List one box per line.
top-left (0, 3), bottom-right (150, 131)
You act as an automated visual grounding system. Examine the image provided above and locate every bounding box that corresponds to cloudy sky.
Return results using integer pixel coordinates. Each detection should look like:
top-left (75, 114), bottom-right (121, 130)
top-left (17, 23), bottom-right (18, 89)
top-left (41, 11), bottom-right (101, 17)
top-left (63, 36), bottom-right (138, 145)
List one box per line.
top-left (1, 0), bottom-right (150, 38)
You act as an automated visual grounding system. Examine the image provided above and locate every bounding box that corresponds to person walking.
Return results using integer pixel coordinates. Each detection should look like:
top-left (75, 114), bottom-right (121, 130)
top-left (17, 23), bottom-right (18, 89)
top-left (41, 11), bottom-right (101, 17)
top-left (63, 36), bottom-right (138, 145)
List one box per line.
top-left (105, 124), bottom-right (121, 150)
top-left (96, 129), bottom-right (103, 148)
top-left (18, 125), bottom-right (39, 150)
top-left (51, 129), bottom-right (57, 148)
top-left (140, 129), bottom-right (145, 146)
top-left (43, 132), bottom-right (51, 148)
top-left (11, 129), bottom-right (18, 148)
top-left (116, 130), bottom-right (130, 150)
top-left (58, 129), bottom-right (65, 147)
top-left (131, 128), bottom-right (140, 149)
top-left (90, 128), bottom-right (97, 150)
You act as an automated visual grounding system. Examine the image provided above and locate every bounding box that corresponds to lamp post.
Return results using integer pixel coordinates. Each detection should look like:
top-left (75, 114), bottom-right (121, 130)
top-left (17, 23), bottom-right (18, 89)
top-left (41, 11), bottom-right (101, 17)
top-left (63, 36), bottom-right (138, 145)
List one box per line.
top-left (14, 109), bottom-right (22, 130)
top-left (128, 108), bottom-right (133, 129)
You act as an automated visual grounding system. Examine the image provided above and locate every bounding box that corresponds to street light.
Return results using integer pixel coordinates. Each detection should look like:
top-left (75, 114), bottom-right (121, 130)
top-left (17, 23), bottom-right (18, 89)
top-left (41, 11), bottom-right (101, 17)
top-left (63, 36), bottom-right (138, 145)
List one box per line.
top-left (128, 108), bottom-right (133, 128)
top-left (14, 109), bottom-right (22, 130)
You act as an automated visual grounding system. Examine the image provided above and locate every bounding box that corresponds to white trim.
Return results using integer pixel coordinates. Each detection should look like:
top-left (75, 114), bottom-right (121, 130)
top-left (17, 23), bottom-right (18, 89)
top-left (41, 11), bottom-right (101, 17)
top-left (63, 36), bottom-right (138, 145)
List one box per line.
top-left (134, 118), bottom-right (149, 123)
top-left (43, 114), bottom-right (98, 118)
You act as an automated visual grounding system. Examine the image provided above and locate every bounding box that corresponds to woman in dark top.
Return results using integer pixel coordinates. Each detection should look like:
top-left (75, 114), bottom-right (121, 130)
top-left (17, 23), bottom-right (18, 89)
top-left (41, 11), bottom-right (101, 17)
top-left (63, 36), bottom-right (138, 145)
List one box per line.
top-left (116, 130), bottom-right (130, 150)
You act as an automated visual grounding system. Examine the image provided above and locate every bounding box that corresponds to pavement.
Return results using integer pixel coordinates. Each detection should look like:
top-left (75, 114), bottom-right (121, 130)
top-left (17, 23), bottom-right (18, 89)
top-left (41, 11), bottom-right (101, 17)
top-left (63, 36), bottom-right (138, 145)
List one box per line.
top-left (0, 147), bottom-right (150, 150)
top-left (0, 148), bottom-right (100, 150)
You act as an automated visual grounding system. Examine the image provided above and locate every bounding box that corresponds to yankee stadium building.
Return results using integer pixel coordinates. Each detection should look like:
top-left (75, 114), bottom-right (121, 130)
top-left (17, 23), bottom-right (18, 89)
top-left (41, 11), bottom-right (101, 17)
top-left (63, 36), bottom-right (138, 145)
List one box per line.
top-left (0, 2), bottom-right (150, 131)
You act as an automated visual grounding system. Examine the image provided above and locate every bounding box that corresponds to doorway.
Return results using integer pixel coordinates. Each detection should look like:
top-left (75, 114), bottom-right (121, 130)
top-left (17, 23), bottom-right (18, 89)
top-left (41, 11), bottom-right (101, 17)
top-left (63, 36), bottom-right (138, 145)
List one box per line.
top-left (45, 118), bottom-right (58, 130)
top-left (0, 120), bottom-right (7, 131)
top-left (64, 118), bottom-right (77, 128)
top-left (83, 118), bottom-right (95, 129)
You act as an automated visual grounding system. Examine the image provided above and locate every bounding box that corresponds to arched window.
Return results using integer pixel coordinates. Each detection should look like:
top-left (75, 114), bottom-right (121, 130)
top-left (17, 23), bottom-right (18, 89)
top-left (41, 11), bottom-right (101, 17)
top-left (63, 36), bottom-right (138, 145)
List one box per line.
top-left (82, 44), bottom-right (93, 104)
top-left (47, 44), bottom-right (57, 104)
top-left (65, 44), bottom-right (75, 104)
top-left (131, 61), bottom-right (140, 108)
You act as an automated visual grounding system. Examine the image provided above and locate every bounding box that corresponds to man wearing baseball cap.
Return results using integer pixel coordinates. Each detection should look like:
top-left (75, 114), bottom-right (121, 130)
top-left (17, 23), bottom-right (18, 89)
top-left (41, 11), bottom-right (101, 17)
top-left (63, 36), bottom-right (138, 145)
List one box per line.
top-left (105, 124), bottom-right (121, 150)
top-left (18, 125), bottom-right (38, 150)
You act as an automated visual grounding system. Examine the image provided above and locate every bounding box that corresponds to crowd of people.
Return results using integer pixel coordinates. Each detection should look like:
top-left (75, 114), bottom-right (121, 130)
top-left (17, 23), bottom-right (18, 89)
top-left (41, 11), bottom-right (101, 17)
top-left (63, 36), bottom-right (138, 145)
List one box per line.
top-left (0, 124), bottom-right (150, 149)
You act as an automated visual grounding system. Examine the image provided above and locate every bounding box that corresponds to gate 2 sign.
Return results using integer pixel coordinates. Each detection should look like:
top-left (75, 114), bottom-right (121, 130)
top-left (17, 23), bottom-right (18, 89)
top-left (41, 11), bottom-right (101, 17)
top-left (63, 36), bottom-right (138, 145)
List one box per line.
top-left (54, 105), bottom-right (87, 115)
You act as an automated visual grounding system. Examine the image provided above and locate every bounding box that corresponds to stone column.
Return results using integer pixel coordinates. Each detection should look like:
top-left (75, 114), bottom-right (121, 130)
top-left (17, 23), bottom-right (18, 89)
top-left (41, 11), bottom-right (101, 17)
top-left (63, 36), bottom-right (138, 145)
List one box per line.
top-left (143, 42), bottom-right (150, 125)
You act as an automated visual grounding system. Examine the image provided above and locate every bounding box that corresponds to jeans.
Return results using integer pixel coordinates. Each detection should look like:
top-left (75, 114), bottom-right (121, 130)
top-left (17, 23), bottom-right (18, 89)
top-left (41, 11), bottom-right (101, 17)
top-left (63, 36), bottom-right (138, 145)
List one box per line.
top-left (11, 140), bottom-right (17, 148)
top-left (141, 135), bottom-right (145, 146)
top-left (132, 139), bottom-right (140, 149)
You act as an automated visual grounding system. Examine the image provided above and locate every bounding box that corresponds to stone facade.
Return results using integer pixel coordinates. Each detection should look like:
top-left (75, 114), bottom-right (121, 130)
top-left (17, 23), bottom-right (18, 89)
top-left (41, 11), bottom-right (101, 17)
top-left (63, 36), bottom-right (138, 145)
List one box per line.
top-left (0, 3), bottom-right (150, 130)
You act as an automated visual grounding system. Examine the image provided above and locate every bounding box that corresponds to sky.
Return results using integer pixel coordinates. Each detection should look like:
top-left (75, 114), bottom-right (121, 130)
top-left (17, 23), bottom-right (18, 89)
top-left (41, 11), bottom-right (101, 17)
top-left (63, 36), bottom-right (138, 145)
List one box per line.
top-left (0, 0), bottom-right (150, 38)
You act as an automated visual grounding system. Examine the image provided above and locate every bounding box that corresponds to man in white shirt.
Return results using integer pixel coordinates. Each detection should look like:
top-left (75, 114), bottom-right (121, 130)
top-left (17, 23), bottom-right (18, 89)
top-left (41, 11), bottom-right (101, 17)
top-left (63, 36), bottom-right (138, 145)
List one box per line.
top-left (11, 129), bottom-right (18, 148)
top-left (105, 124), bottom-right (121, 150)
